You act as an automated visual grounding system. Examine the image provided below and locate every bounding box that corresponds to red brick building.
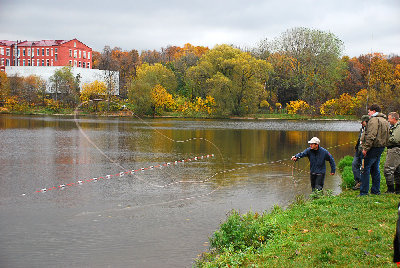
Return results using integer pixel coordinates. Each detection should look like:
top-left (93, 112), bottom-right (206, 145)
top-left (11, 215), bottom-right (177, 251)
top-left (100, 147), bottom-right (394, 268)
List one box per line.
top-left (0, 38), bottom-right (92, 71)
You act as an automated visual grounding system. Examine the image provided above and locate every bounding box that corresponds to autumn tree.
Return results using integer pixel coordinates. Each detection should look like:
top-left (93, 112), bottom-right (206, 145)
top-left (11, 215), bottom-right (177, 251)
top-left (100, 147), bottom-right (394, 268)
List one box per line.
top-left (0, 71), bottom-right (10, 102)
top-left (140, 50), bottom-right (162, 64)
top-left (91, 51), bottom-right (101, 69)
top-left (339, 56), bottom-right (365, 95)
top-left (265, 53), bottom-right (302, 105)
top-left (111, 48), bottom-right (140, 98)
top-left (271, 27), bottom-right (346, 107)
top-left (127, 63), bottom-right (177, 115)
top-left (80, 80), bottom-right (107, 102)
top-left (21, 75), bottom-right (46, 104)
top-left (150, 84), bottom-right (175, 115)
top-left (186, 44), bottom-right (272, 116)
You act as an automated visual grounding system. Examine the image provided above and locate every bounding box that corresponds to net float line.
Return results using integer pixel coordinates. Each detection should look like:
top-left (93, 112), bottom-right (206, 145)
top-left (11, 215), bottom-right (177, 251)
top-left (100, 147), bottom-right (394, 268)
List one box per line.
top-left (29, 154), bottom-right (215, 195)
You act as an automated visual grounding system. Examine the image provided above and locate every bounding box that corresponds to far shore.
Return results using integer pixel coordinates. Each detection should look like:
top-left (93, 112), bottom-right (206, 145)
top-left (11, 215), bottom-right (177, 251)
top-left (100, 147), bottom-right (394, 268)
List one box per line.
top-left (0, 110), bottom-right (359, 121)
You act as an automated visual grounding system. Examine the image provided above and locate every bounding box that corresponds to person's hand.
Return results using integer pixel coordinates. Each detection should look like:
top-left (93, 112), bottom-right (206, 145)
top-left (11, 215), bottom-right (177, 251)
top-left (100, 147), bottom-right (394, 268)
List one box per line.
top-left (291, 156), bottom-right (297, 161)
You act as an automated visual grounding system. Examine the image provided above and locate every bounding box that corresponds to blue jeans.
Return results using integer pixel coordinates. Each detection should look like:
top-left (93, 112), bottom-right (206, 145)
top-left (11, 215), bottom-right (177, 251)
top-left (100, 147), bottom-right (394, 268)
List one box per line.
top-left (352, 151), bottom-right (363, 183)
top-left (360, 147), bottom-right (385, 195)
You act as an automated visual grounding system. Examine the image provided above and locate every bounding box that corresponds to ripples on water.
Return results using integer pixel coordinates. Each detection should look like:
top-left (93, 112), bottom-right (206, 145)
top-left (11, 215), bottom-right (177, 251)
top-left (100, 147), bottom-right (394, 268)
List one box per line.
top-left (0, 115), bottom-right (359, 267)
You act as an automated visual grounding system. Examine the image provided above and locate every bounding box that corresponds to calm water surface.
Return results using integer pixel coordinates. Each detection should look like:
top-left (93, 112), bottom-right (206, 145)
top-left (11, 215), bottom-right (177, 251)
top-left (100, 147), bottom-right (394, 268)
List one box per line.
top-left (0, 115), bottom-right (359, 267)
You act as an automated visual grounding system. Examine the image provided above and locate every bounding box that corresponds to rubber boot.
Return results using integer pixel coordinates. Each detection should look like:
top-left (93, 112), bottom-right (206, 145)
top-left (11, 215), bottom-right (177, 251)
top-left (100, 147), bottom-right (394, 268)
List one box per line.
top-left (396, 184), bottom-right (400, 195)
top-left (386, 184), bottom-right (395, 193)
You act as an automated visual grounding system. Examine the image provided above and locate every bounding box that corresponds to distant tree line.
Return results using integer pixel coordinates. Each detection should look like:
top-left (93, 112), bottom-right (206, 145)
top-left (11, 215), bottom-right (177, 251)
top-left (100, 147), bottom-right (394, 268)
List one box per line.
top-left (1, 27), bottom-right (399, 116)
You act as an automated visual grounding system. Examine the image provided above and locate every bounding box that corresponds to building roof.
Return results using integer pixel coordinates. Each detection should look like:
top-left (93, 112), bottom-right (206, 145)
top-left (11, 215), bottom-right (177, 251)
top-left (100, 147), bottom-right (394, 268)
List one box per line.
top-left (0, 39), bottom-right (91, 48)
top-left (0, 40), bottom-right (17, 46)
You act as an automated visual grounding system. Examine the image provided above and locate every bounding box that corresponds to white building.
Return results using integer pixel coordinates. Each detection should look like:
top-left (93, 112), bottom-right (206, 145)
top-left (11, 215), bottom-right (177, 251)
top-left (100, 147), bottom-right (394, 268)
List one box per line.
top-left (5, 66), bottom-right (119, 95)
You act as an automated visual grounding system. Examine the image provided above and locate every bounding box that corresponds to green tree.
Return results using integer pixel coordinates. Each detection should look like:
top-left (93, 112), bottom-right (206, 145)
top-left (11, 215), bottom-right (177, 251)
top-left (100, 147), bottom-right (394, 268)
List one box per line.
top-left (272, 27), bottom-right (346, 107)
top-left (187, 44), bottom-right (272, 116)
top-left (127, 63), bottom-right (177, 115)
top-left (49, 66), bottom-right (79, 106)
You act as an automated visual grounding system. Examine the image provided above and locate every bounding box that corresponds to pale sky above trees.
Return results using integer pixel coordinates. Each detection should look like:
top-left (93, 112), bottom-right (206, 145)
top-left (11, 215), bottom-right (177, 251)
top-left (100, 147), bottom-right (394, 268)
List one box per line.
top-left (1, 0), bottom-right (399, 57)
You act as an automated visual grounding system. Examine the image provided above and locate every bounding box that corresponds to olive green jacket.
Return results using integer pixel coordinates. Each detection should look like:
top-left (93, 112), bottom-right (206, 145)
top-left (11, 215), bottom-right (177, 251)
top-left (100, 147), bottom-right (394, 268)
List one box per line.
top-left (388, 121), bottom-right (400, 147)
top-left (361, 113), bottom-right (390, 151)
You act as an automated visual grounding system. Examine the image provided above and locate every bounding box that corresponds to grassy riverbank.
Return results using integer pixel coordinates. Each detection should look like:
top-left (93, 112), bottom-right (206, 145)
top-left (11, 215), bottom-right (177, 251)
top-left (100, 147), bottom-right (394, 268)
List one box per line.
top-left (195, 155), bottom-right (398, 267)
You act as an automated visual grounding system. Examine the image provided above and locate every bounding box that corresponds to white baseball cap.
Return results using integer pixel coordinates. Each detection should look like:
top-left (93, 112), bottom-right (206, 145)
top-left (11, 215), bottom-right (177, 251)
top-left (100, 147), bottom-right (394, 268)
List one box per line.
top-left (308, 137), bottom-right (320, 144)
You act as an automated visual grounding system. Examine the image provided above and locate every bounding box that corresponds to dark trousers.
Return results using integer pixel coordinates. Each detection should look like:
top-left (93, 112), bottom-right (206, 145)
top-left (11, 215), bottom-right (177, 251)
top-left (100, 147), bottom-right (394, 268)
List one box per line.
top-left (310, 173), bottom-right (325, 191)
top-left (360, 147), bottom-right (385, 195)
top-left (352, 151), bottom-right (363, 183)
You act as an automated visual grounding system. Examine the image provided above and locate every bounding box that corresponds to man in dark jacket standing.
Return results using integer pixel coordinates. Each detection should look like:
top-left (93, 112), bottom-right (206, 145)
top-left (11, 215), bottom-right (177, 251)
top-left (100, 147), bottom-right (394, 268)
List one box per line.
top-left (291, 137), bottom-right (336, 191)
top-left (359, 104), bottom-right (390, 196)
top-left (352, 115), bottom-right (370, 190)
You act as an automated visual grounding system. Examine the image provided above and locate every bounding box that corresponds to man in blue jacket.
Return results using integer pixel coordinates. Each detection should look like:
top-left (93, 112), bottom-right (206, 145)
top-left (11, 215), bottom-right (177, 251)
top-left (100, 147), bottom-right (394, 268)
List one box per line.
top-left (291, 137), bottom-right (336, 191)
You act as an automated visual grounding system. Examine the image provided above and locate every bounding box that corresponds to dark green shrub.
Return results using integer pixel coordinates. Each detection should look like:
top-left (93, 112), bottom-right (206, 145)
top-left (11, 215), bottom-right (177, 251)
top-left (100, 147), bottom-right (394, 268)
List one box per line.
top-left (338, 155), bottom-right (353, 172)
top-left (209, 210), bottom-right (276, 252)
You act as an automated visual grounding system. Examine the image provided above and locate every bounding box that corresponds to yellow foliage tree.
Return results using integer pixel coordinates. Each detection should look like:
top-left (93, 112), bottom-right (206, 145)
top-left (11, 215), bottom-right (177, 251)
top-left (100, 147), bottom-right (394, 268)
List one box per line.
top-left (151, 84), bottom-right (175, 114)
top-left (286, 100), bottom-right (313, 115)
top-left (0, 71), bottom-right (10, 101)
top-left (80, 80), bottom-right (107, 102)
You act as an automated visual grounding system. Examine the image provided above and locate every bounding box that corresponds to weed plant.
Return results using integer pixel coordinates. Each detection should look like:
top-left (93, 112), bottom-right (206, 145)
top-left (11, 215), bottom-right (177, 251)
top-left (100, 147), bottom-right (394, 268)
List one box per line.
top-left (195, 153), bottom-right (397, 267)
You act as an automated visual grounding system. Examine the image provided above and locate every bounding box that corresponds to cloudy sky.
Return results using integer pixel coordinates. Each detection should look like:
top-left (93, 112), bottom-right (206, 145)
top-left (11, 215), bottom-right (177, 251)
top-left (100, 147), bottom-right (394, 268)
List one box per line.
top-left (1, 0), bottom-right (399, 57)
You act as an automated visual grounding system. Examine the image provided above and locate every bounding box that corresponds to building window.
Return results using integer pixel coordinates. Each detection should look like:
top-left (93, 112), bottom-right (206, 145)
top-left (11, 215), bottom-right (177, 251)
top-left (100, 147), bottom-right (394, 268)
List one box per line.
top-left (83, 62), bottom-right (85, 68)
top-left (32, 59), bottom-right (35, 66)
top-left (55, 48), bottom-right (58, 53)
top-left (32, 49), bottom-right (34, 57)
top-left (83, 51), bottom-right (86, 59)
top-left (18, 49), bottom-right (20, 57)
top-left (0, 47), bottom-right (3, 55)
top-left (79, 50), bottom-right (81, 58)
top-left (28, 59), bottom-right (31, 66)
top-left (46, 59), bottom-right (49, 66)
top-left (51, 48), bottom-right (53, 56)
top-left (6, 48), bottom-right (10, 56)
top-left (42, 59), bottom-right (44, 66)
top-left (87, 62), bottom-right (90, 68)
top-left (78, 61), bottom-right (81, 67)
top-left (74, 42), bottom-right (76, 47)
top-left (74, 60), bottom-right (77, 67)
top-left (74, 50), bottom-right (77, 58)
top-left (6, 59), bottom-right (10, 66)
top-left (23, 59), bottom-right (25, 66)
top-left (55, 54), bottom-right (58, 61)
top-left (46, 48), bottom-right (49, 56)
top-left (88, 52), bottom-right (90, 59)
top-left (37, 59), bottom-right (39, 66)
top-left (18, 59), bottom-right (20, 66)
top-left (23, 49), bottom-right (26, 56)
top-left (37, 48), bottom-right (40, 56)
top-left (28, 48), bottom-right (31, 56)
top-left (69, 60), bottom-right (72, 66)
top-left (51, 59), bottom-right (53, 66)
top-left (42, 48), bottom-right (44, 56)
top-left (1, 58), bottom-right (3, 66)
top-left (69, 49), bottom-right (72, 57)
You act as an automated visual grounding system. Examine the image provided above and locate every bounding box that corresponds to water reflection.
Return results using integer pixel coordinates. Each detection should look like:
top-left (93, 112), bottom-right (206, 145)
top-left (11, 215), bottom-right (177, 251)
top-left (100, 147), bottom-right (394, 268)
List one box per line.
top-left (0, 115), bottom-right (359, 267)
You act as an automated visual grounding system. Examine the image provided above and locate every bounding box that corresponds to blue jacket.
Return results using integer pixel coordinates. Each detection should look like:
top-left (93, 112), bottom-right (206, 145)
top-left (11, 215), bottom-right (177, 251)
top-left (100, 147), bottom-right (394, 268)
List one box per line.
top-left (295, 146), bottom-right (336, 174)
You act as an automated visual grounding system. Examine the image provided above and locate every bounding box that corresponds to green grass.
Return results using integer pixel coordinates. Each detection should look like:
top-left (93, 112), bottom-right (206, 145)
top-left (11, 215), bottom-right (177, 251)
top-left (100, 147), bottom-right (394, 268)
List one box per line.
top-left (195, 153), bottom-right (397, 267)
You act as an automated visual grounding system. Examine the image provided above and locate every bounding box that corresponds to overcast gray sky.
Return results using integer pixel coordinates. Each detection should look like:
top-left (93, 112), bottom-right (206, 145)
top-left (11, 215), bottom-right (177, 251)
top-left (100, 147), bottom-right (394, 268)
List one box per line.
top-left (1, 0), bottom-right (399, 57)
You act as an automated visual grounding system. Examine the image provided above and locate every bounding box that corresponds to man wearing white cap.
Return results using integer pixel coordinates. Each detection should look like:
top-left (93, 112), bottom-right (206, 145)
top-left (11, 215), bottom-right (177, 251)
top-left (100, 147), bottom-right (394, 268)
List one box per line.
top-left (291, 137), bottom-right (336, 191)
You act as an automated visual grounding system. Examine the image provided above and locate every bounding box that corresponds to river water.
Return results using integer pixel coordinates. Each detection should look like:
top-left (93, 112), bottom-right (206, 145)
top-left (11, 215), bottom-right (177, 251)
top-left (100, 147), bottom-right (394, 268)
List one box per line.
top-left (0, 115), bottom-right (359, 267)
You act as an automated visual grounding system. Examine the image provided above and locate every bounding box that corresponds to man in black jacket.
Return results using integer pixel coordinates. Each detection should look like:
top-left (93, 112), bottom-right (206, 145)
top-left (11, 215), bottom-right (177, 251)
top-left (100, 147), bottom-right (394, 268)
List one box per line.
top-left (352, 115), bottom-right (369, 190)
